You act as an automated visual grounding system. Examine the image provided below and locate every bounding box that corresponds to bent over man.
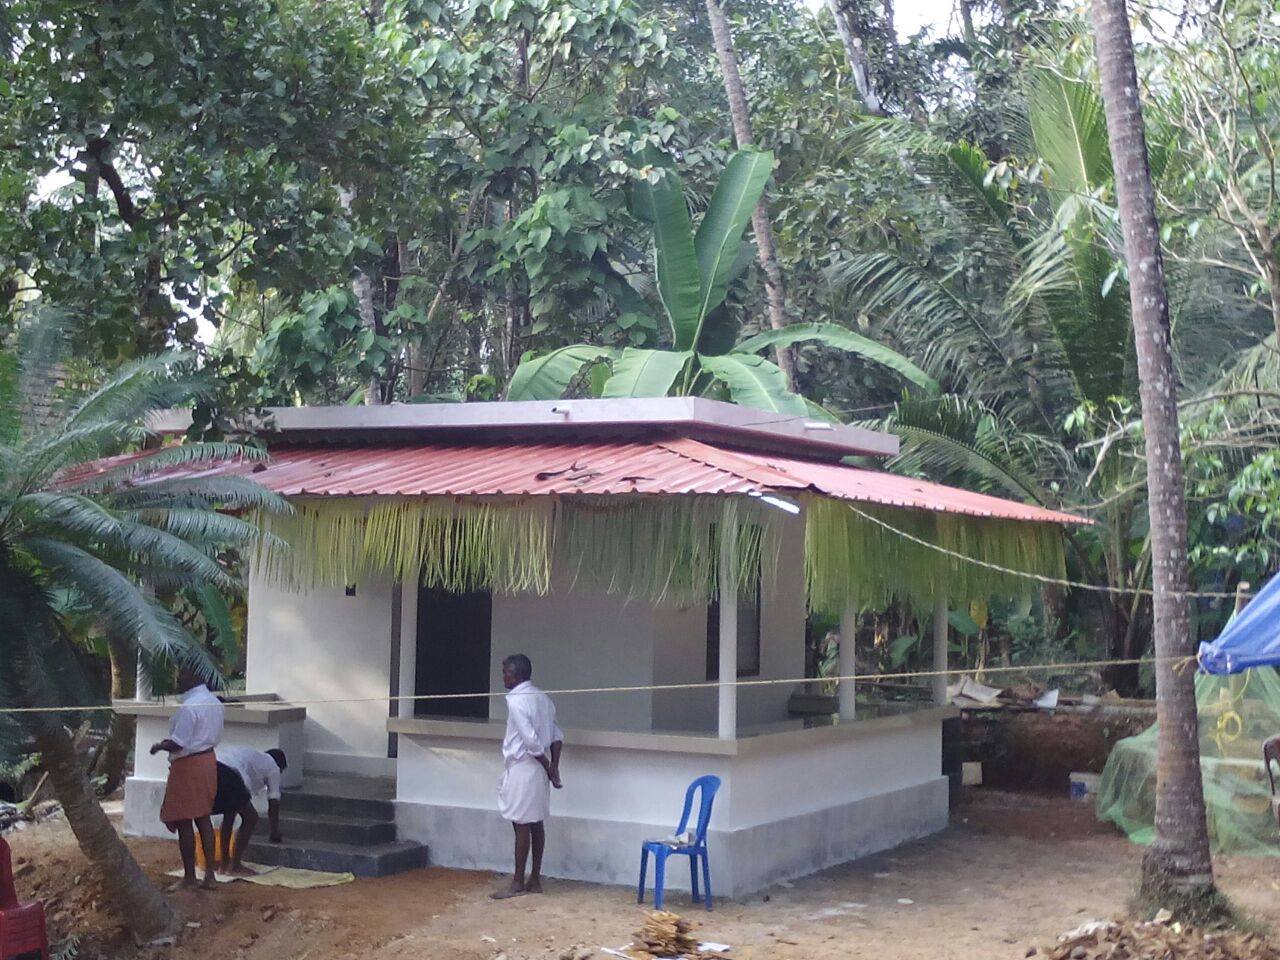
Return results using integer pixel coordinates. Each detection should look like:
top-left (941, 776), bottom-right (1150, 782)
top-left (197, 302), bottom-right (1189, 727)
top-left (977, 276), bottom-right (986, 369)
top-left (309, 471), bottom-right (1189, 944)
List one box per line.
top-left (213, 746), bottom-right (287, 875)
top-left (491, 654), bottom-right (563, 899)
top-left (151, 668), bottom-right (224, 890)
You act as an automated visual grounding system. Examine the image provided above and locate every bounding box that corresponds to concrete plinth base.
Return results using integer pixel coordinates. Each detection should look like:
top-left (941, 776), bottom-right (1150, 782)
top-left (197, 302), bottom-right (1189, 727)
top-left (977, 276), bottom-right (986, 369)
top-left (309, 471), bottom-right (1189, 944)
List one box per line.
top-left (396, 776), bottom-right (948, 898)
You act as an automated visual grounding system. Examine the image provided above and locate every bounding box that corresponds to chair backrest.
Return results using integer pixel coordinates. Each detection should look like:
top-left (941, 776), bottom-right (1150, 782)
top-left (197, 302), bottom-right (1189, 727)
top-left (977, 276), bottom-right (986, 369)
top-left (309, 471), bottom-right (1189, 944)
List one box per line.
top-left (0, 834), bottom-right (17, 909)
top-left (1264, 736), bottom-right (1280, 797)
top-left (674, 775), bottom-right (721, 845)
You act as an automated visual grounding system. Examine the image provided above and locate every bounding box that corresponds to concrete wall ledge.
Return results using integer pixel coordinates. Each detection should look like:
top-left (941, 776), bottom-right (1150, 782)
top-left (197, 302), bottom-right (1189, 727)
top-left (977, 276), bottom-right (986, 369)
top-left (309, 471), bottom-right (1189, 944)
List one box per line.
top-left (388, 705), bottom-right (955, 757)
top-left (114, 699), bottom-right (306, 725)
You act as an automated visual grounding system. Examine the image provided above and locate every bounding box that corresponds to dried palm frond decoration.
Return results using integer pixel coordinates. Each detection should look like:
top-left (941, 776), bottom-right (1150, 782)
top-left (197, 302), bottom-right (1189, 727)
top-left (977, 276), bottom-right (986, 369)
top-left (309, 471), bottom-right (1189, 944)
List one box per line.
top-left (254, 494), bottom-right (778, 604)
top-left (254, 492), bottom-right (1066, 610)
top-left (804, 497), bottom-right (1067, 613)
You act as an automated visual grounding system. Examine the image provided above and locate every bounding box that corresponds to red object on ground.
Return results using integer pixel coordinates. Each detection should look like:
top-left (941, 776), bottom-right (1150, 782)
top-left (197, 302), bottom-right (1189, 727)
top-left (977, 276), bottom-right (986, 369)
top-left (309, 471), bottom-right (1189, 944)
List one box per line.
top-left (0, 835), bottom-right (49, 960)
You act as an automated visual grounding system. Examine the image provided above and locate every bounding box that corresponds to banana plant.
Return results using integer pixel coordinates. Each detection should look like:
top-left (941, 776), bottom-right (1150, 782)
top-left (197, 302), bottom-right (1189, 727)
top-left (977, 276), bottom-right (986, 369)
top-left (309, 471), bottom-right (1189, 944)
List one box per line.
top-left (507, 149), bottom-right (937, 413)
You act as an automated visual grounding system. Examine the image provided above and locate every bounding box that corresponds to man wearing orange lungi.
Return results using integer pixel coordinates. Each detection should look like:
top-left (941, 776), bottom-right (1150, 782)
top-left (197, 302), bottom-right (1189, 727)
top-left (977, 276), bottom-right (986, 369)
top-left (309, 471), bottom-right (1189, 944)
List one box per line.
top-left (150, 668), bottom-right (224, 890)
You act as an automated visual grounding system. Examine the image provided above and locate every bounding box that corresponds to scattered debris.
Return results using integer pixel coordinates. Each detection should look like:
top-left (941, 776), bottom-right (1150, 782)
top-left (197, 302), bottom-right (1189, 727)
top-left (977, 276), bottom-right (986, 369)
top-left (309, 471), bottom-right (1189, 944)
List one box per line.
top-left (1045, 918), bottom-right (1280, 959)
top-left (630, 911), bottom-right (697, 958)
top-left (0, 799), bottom-right (63, 835)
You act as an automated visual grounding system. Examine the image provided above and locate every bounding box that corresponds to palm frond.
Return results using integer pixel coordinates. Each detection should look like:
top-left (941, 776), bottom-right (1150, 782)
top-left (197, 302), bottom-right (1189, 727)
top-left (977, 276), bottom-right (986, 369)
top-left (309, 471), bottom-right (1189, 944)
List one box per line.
top-left (882, 395), bottom-right (1065, 504)
top-left (64, 442), bottom-right (267, 493)
top-left (109, 476), bottom-right (292, 514)
top-left (22, 538), bottom-right (218, 674)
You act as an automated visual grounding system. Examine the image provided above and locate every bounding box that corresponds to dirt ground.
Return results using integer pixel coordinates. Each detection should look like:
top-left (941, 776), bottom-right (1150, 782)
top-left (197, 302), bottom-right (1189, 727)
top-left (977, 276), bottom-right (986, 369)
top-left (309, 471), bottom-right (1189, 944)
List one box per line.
top-left (9, 790), bottom-right (1280, 960)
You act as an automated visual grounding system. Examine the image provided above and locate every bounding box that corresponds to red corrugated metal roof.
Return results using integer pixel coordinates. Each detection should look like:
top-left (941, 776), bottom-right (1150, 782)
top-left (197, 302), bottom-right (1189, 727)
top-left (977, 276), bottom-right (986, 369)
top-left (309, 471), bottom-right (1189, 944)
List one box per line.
top-left (70, 438), bottom-right (1088, 525)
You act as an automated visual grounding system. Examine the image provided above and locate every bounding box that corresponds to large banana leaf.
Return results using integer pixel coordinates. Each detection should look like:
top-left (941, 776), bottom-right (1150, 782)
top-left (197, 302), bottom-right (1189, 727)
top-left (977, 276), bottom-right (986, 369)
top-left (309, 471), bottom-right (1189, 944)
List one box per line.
top-left (736, 322), bottom-right (940, 395)
top-left (506, 345), bottom-right (618, 400)
top-left (692, 149), bottom-right (773, 347)
top-left (602, 348), bottom-right (692, 398)
top-left (699, 353), bottom-right (808, 414)
top-left (632, 155), bottom-right (702, 350)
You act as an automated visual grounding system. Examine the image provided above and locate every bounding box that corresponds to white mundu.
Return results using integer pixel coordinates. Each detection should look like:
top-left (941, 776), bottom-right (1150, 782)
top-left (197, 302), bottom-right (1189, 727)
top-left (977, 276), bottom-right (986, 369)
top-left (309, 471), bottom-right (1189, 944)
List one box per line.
top-left (497, 680), bottom-right (563, 824)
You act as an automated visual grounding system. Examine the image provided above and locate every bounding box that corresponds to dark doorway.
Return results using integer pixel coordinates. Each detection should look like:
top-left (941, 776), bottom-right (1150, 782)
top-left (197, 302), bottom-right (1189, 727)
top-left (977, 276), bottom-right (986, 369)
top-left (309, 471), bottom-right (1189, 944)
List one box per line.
top-left (415, 587), bottom-right (492, 719)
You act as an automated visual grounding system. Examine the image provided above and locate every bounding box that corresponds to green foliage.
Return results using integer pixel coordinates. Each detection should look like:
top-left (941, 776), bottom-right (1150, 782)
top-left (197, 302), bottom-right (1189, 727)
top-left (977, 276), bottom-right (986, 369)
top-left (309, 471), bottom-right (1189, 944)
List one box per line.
top-left (510, 149), bottom-right (928, 410)
top-left (0, 317), bottom-right (285, 715)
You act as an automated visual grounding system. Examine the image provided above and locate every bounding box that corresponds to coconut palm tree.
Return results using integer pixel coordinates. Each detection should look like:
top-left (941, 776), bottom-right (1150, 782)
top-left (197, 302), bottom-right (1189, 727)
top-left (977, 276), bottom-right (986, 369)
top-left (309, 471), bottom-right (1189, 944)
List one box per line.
top-left (0, 325), bottom-right (285, 941)
top-left (507, 148), bottom-right (936, 410)
top-left (829, 71), bottom-right (1174, 692)
top-left (1090, 0), bottom-right (1215, 904)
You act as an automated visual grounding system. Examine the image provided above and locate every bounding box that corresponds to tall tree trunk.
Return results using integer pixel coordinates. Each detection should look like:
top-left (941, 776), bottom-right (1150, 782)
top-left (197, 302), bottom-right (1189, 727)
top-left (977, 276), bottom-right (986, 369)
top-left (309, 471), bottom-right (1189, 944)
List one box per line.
top-left (2, 562), bottom-right (178, 942)
top-left (702, 0), bottom-right (798, 390)
top-left (503, 30), bottom-right (533, 379)
top-left (1091, 0), bottom-right (1215, 900)
top-left (92, 632), bottom-right (136, 796)
top-left (30, 717), bottom-right (179, 942)
top-left (824, 0), bottom-right (884, 116)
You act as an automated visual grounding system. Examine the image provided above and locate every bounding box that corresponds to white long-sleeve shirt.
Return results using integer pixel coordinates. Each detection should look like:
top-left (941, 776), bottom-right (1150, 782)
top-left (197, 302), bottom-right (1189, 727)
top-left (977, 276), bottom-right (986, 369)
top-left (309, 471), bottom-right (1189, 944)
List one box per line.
top-left (501, 681), bottom-right (563, 767)
top-left (218, 745), bottom-right (282, 800)
top-left (168, 684), bottom-right (224, 759)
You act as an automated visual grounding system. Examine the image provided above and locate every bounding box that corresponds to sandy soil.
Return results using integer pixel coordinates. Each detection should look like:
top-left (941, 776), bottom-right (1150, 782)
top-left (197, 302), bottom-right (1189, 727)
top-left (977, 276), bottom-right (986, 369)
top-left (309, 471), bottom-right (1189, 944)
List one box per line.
top-left (8, 790), bottom-right (1280, 960)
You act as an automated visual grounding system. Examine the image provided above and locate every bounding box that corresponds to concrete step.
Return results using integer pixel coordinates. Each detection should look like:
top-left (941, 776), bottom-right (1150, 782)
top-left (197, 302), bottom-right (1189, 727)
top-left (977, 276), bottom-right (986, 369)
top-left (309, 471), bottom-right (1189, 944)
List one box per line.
top-left (277, 813), bottom-right (397, 846)
top-left (243, 838), bottom-right (428, 878)
top-left (282, 789), bottom-right (395, 822)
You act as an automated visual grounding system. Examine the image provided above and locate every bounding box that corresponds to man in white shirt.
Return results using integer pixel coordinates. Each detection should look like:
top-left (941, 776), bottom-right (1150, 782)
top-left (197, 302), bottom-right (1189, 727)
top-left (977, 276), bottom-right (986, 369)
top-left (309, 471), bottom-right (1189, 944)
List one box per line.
top-left (149, 668), bottom-right (225, 890)
top-left (491, 654), bottom-right (563, 900)
top-left (213, 746), bottom-right (287, 875)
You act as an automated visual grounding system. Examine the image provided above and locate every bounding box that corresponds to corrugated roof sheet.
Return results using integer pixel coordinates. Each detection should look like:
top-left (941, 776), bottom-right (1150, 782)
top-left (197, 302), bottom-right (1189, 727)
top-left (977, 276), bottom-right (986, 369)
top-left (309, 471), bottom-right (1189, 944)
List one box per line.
top-left (71, 438), bottom-right (1088, 526)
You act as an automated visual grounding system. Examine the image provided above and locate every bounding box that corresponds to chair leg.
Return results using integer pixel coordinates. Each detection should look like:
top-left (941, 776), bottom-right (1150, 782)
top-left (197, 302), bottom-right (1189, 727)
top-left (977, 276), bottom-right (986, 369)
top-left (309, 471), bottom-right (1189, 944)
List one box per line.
top-left (637, 849), bottom-right (649, 904)
top-left (689, 852), bottom-right (701, 903)
top-left (701, 851), bottom-right (712, 911)
top-left (653, 853), bottom-right (667, 911)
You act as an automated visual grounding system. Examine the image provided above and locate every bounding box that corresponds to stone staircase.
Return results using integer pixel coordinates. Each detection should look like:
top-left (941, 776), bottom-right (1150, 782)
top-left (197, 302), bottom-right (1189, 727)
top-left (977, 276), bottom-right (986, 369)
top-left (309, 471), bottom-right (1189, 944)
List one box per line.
top-left (243, 774), bottom-right (428, 878)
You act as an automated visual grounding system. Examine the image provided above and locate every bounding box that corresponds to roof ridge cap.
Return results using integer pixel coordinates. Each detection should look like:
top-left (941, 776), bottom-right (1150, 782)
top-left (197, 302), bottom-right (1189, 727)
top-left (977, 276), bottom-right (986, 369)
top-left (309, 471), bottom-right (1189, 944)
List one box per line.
top-left (652, 437), bottom-right (801, 490)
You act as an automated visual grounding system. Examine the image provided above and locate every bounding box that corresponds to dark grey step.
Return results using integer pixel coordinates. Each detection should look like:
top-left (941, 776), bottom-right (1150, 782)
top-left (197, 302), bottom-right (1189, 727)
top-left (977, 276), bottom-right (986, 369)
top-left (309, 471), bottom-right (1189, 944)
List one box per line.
top-left (277, 813), bottom-right (397, 846)
top-left (243, 838), bottom-right (428, 878)
top-left (282, 789), bottom-right (395, 822)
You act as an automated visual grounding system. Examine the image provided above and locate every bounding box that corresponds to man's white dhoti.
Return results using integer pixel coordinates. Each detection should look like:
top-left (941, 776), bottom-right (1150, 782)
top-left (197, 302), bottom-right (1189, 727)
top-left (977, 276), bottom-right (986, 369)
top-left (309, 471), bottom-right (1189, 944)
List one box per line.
top-left (498, 757), bottom-right (551, 824)
top-left (497, 679), bottom-right (562, 824)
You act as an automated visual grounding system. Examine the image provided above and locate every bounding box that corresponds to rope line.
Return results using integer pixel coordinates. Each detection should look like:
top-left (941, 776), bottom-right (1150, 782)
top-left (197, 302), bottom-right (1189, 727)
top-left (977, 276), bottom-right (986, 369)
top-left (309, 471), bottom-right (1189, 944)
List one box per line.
top-left (0, 654), bottom-right (1191, 715)
top-left (844, 503), bottom-right (1251, 601)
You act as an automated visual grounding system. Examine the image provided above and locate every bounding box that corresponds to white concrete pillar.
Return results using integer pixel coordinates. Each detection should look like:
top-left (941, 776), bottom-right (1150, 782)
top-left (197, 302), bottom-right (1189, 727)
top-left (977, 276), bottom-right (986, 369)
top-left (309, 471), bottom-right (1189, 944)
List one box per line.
top-left (717, 519), bottom-right (739, 740)
top-left (135, 652), bottom-right (152, 702)
top-left (932, 583), bottom-right (949, 705)
top-left (838, 600), bottom-right (858, 720)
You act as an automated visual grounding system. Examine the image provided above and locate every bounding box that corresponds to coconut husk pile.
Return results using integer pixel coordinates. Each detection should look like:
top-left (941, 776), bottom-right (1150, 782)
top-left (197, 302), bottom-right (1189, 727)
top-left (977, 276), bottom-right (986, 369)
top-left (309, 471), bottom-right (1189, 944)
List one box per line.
top-left (629, 911), bottom-right (698, 959)
top-left (1045, 918), bottom-right (1280, 960)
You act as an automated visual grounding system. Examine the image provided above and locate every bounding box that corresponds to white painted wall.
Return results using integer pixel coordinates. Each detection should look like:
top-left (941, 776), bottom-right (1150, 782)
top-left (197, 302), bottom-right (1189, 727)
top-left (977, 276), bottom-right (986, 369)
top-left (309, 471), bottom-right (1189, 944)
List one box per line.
top-left (727, 723), bottom-right (941, 828)
top-left (489, 574), bottom-right (656, 731)
top-left (650, 513), bottom-right (807, 733)
top-left (245, 572), bottom-right (394, 775)
top-left (396, 731), bottom-right (725, 824)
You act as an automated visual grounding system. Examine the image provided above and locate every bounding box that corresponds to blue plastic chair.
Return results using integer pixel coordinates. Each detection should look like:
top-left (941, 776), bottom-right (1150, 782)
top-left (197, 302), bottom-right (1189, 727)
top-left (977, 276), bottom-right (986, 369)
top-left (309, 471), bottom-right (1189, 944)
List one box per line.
top-left (637, 775), bottom-right (721, 911)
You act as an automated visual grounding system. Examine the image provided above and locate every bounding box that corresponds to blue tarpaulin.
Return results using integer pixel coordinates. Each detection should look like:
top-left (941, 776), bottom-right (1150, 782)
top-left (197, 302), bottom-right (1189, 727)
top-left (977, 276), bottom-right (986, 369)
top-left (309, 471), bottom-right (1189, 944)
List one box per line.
top-left (1198, 573), bottom-right (1280, 674)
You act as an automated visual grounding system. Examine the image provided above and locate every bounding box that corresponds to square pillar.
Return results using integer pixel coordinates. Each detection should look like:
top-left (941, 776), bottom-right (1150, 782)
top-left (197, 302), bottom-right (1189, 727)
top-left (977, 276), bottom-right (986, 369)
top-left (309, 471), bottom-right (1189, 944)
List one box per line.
top-left (932, 586), bottom-right (949, 704)
top-left (838, 600), bottom-right (858, 720)
top-left (718, 519), bottom-right (738, 740)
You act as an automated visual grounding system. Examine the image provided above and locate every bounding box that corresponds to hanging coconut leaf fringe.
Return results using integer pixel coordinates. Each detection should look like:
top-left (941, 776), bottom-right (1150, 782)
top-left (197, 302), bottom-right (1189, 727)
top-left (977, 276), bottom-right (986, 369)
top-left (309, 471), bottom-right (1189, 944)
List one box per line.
top-left (804, 498), bottom-right (1067, 613)
top-left (255, 495), bottom-right (778, 605)
top-left (254, 494), bottom-right (1066, 609)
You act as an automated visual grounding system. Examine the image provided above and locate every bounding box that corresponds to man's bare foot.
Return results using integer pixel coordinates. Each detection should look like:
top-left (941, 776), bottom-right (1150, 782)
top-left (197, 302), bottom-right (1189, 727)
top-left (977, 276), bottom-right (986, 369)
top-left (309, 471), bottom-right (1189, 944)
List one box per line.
top-left (170, 877), bottom-right (200, 892)
top-left (200, 875), bottom-right (219, 890)
top-left (489, 881), bottom-right (528, 900)
top-left (523, 880), bottom-right (543, 894)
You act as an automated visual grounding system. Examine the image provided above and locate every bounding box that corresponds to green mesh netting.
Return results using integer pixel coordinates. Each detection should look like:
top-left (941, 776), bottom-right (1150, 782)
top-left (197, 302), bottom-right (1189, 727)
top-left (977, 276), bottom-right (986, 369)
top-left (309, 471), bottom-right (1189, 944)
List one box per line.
top-left (1097, 667), bottom-right (1280, 855)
